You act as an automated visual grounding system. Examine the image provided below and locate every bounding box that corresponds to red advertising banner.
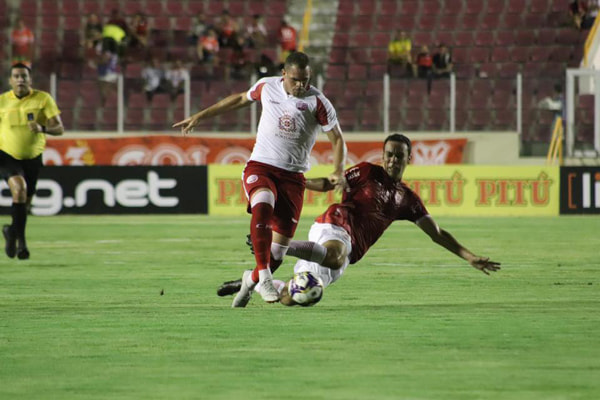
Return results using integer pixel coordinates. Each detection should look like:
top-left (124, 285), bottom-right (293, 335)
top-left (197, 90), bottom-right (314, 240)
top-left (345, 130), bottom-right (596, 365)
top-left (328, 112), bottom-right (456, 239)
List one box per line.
top-left (45, 136), bottom-right (467, 166)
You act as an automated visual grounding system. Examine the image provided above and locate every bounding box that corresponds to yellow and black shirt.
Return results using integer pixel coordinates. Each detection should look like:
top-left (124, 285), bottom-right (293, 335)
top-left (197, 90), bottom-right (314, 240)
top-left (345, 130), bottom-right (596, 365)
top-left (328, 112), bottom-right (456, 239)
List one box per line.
top-left (0, 89), bottom-right (60, 160)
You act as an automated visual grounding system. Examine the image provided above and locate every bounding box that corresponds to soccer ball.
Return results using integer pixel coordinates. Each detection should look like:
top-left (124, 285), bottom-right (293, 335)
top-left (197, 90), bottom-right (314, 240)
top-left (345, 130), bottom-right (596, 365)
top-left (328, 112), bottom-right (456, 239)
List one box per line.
top-left (288, 271), bottom-right (324, 307)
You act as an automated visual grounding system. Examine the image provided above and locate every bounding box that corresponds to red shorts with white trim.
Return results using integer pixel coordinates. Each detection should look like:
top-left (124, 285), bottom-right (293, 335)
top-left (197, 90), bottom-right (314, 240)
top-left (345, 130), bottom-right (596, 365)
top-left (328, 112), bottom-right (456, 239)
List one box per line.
top-left (242, 161), bottom-right (306, 238)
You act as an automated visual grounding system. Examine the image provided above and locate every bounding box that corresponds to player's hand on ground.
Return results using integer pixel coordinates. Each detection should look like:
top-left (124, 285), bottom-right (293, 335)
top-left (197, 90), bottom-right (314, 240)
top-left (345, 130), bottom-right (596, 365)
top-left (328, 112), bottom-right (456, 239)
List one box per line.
top-left (172, 116), bottom-right (198, 135)
top-left (469, 257), bottom-right (501, 275)
top-left (328, 172), bottom-right (348, 193)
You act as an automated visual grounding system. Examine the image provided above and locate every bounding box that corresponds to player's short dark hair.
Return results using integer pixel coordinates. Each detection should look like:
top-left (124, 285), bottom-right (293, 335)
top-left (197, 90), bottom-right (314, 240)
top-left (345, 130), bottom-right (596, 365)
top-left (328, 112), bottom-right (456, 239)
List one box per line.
top-left (284, 51), bottom-right (310, 69)
top-left (10, 63), bottom-right (31, 74)
top-left (384, 133), bottom-right (412, 155)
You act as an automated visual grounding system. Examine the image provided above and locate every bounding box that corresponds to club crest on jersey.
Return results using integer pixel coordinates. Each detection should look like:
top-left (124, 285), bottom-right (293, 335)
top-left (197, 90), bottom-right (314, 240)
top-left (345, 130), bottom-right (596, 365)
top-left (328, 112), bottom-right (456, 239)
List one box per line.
top-left (296, 101), bottom-right (308, 111)
top-left (278, 113), bottom-right (297, 134)
top-left (246, 174), bottom-right (258, 184)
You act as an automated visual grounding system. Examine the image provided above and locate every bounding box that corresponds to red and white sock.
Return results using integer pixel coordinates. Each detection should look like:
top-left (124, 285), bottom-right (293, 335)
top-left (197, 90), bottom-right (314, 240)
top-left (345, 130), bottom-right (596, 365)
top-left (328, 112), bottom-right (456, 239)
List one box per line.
top-left (249, 191), bottom-right (275, 283)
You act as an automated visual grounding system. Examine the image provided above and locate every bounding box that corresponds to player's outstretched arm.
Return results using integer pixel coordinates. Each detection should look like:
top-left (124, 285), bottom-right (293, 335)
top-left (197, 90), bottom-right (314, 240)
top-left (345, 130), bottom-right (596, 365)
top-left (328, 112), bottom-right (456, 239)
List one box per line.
top-left (172, 91), bottom-right (251, 135)
top-left (416, 215), bottom-right (501, 275)
top-left (325, 124), bottom-right (347, 191)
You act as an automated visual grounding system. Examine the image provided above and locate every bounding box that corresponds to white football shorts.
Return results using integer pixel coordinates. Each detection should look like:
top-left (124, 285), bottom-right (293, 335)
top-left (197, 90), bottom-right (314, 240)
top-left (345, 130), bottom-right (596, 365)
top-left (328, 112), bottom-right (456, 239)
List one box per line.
top-left (293, 222), bottom-right (352, 288)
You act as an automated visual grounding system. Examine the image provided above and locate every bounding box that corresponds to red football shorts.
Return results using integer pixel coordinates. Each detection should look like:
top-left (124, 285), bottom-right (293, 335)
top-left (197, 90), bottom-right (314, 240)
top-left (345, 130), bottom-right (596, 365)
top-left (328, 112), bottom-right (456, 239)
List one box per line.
top-left (242, 160), bottom-right (306, 238)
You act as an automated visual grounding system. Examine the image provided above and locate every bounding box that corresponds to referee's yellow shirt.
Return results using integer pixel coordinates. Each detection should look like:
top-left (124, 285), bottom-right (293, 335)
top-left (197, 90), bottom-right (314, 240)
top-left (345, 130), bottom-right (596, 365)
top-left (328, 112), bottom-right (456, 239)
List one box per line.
top-left (0, 89), bottom-right (60, 160)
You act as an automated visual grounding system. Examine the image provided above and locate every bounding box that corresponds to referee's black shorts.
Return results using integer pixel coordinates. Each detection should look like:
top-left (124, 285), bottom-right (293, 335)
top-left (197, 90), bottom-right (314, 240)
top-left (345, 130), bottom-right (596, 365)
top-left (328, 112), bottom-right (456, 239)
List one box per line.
top-left (0, 150), bottom-right (43, 197)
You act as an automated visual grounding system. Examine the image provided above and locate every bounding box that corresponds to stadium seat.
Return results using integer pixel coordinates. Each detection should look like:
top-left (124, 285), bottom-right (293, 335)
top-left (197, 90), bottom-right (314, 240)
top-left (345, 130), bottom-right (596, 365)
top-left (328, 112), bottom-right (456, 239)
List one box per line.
top-left (443, 0), bottom-right (463, 15)
top-left (336, 15), bottom-right (352, 31)
top-left (461, 15), bottom-right (479, 30)
top-left (515, 30), bottom-right (537, 46)
top-left (400, 1), bottom-right (419, 15)
top-left (475, 31), bottom-right (495, 47)
top-left (57, 81), bottom-right (79, 107)
top-left (453, 31), bottom-right (474, 47)
top-left (21, 0), bottom-right (38, 15)
top-left (480, 14), bottom-right (500, 30)
top-left (379, 0), bottom-right (397, 15)
top-left (77, 108), bottom-right (98, 130)
top-left (438, 15), bottom-right (460, 31)
top-left (502, 13), bottom-right (523, 29)
top-left (338, 1), bottom-right (355, 15)
top-left (188, 1), bottom-right (204, 14)
top-left (510, 46), bottom-right (530, 63)
top-left (425, 109), bottom-right (448, 130)
top-left (124, 1), bottom-right (144, 15)
top-left (529, 0), bottom-right (550, 14)
top-left (469, 110), bottom-right (493, 130)
top-left (507, 0), bottom-right (527, 14)
top-left (357, 0), bottom-right (375, 15)
top-left (486, 0), bottom-right (506, 14)
top-left (62, 0), bottom-right (80, 15)
top-left (356, 15), bottom-right (374, 32)
top-left (497, 63), bottom-right (520, 79)
top-left (127, 93), bottom-right (147, 109)
top-left (401, 108), bottom-right (423, 131)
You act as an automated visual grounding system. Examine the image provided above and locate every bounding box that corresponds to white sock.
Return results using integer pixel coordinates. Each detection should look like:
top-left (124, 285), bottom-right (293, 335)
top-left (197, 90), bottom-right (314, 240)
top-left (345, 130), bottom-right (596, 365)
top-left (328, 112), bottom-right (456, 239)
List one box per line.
top-left (287, 241), bottom-right (327, 264)
top-left (258, 268), bottom-right (273, 283)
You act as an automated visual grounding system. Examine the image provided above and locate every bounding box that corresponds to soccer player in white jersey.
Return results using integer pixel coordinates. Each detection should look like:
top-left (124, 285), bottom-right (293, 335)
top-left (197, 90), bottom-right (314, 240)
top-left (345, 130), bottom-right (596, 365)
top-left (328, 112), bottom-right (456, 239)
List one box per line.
top-left (173, 52), bottom-right (346, 307)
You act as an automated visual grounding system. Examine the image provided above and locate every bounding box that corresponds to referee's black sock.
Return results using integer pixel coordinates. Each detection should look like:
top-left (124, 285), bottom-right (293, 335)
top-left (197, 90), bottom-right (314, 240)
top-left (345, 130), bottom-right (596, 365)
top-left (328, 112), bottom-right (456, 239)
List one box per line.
top-left (11, 203), bottom-right (27, 247)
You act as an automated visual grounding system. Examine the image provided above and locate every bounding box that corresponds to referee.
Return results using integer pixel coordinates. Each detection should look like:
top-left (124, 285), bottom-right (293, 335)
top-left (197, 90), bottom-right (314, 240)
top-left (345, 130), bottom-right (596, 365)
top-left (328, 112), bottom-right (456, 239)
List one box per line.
top-left (0, 63), bottom-right (64, 259)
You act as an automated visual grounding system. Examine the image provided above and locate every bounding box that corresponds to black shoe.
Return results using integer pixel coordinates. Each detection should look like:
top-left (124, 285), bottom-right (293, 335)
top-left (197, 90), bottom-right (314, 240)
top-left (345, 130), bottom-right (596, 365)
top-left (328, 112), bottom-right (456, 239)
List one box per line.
top-left (246, 234), bottom-right (254, 254)
top-left (17, 246), bottom-right (30, 260)
top-left (217, 279), bottom-right (242, 296)
top-left (3, 224), bottom-right (16, 258)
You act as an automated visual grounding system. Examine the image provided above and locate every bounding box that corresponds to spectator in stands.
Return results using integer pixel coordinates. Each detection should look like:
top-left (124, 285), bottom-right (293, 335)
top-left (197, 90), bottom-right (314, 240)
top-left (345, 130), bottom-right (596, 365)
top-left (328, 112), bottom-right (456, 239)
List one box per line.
top-left (197, 28), bottom-right (220, 66)
top-left (102, 20), bottom-right (127, 59)
top-left (97, 38), bottom-right (119, 106)
top-left (217, 10), bottom-right (239, 48)
top-left (226, 36), bottom-right (250, 81)
top-left (10, 18), bottom-right (34, 68)
top-left (246, 14), bottom-right (268, 50)
top-left (570, 1), bottom-right (587, 29)
top-left (129, 12), bottom-right (149, 50)
top-left (82, 13), bottom-right (103, 50)
top-left (107, 8), bottom-right (129, 34)
top-left (188, 12), bottom-right (209, 45)
top-left (165, 59), bottom-right (189, 101)
top-left (414, 45), bottom-right (433, 94)
top-left (432, 44), bottom-right (453, 79)
top-left (278, 19), bottom-right (297, 67)
top-left (142, 57), bottom-right (165, 102)
top-left (255, 53), bottom-right (276, 79)
top-left (387, 30), bottom-right (412, 77)
top-left (581, 0), bottom-right (600, 29)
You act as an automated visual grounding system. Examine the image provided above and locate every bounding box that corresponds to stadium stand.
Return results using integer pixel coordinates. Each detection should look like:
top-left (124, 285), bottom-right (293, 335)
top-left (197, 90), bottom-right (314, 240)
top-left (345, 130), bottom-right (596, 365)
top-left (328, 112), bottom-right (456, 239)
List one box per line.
top-left (0, 0), bottom-right (592, 151)
top-left (326, 0), bottom-right (587, 144)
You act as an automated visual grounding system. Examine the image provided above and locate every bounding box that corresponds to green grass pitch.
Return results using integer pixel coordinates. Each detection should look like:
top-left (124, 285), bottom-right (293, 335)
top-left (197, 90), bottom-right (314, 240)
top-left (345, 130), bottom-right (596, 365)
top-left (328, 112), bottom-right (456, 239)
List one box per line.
top-left (1, 215), bottom-right (599, 399)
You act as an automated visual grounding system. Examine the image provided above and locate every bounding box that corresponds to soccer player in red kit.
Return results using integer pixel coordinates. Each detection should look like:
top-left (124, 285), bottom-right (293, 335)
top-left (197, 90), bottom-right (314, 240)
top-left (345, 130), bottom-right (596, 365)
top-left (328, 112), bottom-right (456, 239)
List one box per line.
top-left (218, 134), bottom-right (500, 306)
top-left (173, 52), bottom-right (346, 307)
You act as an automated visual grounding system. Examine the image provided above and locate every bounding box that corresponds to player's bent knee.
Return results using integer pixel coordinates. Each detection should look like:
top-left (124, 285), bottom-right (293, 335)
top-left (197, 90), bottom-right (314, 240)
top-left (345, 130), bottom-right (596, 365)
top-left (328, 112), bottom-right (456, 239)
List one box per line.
top-left (322, 247), bottom-right (346, 270)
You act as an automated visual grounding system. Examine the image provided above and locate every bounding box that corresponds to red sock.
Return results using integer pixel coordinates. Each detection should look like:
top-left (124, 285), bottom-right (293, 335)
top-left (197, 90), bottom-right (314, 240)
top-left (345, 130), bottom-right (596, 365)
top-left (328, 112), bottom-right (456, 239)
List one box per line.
top-left (249, 202), bottom-right (273, 282)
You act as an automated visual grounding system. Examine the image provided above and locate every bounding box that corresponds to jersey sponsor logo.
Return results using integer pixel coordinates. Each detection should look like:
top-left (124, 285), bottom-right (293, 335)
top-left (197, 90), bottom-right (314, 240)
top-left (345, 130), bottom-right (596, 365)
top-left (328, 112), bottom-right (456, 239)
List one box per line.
top-left (296, 101), bottom-right (308, 111)
top-left (246, 174), bottom-right (258, 184)
top-left (269, 100), bottom-right (281, 105)
top-left (278, 113), bottom-right (297, 135)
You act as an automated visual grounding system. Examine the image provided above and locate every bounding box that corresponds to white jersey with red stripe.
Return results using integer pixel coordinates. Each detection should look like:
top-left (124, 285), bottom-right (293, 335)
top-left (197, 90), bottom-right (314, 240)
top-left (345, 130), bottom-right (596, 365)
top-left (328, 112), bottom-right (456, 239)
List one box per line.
top-left (246, 76), bottom-right (339, 173)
